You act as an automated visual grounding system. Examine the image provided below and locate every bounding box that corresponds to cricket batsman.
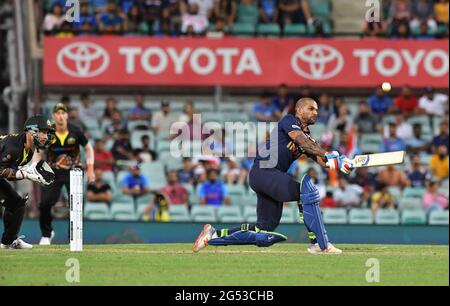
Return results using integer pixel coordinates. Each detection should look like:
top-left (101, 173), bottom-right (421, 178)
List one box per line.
top-left (38, 103), bottom-right (95, 245)
top-left (193, 98), bottom-right (353, 254)
top-left (0, 115), bottom-right (56, 249)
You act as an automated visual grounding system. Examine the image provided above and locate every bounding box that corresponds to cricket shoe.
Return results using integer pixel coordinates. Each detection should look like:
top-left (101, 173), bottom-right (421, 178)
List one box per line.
top-left (1, 236), bottom-right (33, 249)
top-left (39, 231), bottom-right (55, 246)
top-left (193, 224), bottom-right (217, 253)
top-left (307, 243), bottom-right (342, 255)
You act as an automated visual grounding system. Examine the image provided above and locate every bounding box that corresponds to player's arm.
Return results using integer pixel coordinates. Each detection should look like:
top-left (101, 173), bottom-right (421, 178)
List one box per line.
top-left (288, 130), bottom-right (328, 167)
top-left (84, 142), bottom-right (95, 183)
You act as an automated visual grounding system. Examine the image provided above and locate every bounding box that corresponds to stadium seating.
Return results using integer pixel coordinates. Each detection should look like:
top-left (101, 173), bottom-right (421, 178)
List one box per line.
top-left (428, 210), bottom-right (449, 225)
top-left (84, 202), bottom-right (111, 220)
top-left (401, 209), bottom-right (427, 225)
top-left (283, 24), bottom-right (307, 36)
top-left (348, 208), bottom-right (374, 224)
top-left (323, 208), bottom-right (347, 224)
top-left (217, 206), bottom-right (244, 223)
top-left (257, 23), bottom-right (281, 37)
top-left (232, 23), bottom-right (256, 36)
top-left (403, 187), bottom-right (425, 198)
top-left (110, 203), bottom-right (138, 221)
top-left (375, 209), bottom-right (400, 225)
top-left (240, 194), bottom-right (258, 207)
top-left (243, 206), bottom-right (258, 223)
top-left (168, 205), bottom-right (191, 222)
top-left (398, 198), bottom-right (423, 211)
top-left (190, 206), bottom-right (217, 223)
top-left (130, 130), bottom-right (155, 149)
top-left (280, 206), bottom-right (297, 224)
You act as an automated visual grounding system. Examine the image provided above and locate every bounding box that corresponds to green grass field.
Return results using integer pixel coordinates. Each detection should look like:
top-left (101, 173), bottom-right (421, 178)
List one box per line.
top-left (0, 244), bottom-right (448, 286)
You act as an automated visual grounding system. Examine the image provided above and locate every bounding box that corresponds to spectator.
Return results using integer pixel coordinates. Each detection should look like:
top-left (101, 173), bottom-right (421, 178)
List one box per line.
top-left (349, 167), bottom-right (377, 204)
top-left (142, 170), bottom-right (189, 220)
top-left (432, 120), bottom-right (449, 153)
top-left (111, 129), bottom-right (134, 161)
top-left (178, 157), bottom-right (195, 184)
top-left (422, 180), bottom-right (449, 215)
top-left (391, 112), bottom-right (413, 140)
top-left (354, 100), bottom-right (379, 134)
top-left (321, 191), bottom-right (337, 208)
top-left (316, 93), bottom-right (332, 125)
top-left (214, 0), bottom-right (237, 29)
top-left (327, 103), bottom-right (353, 134)
top-left (223, 157), bottom-right (246, 185)
top-left (68, 107), bottom-right (88, 136)
top-left (73, 1), bottom-right (97, 33)
top-left (368, 86), bottom-right (393, 115)
top-left (42, 3), bottom-right (66, 33)
top-left (363, 19), bottom-right (387, 37)
top-left (405, 123), bottom-right (431, 154)
top-left (406, 154), bottom-right (431, 188)
top-left (299, 85), bottom-right (318, 103)
top-left (434, 0), bottom-right (449, 25)
top-left (87, 169), bottom-right (113, 204)
top-left (98, 0), bottom-right (125, 34)
top-left (377, 165), bottom-right (410, 189)
top-left (103, 96), bottom-right (119, 121)
top-left (124, 3), bottom-right (147, 34)
top-left (162, 0), bottom-right (184, 35)
top-left (259, 0), bottom-right (278, 24)
top-left (430, 145), bottom-right (449, 182)
top-left (94, 139), bottom-right (115, 171)
top-left (253, 92), bottom-right (279, 122)
top-left (198, 168), bottom-right (230, 206)
top-left (128, 94), bottom-right (151, 121)
top-left (418, 87), bottom-right (448, 117)
top-left (381, 122), bottom-right (406, 152)
top-left (371, 183), bottom-right (396, 215)
top-left (142, 0), bottom-right (164, 34)
top-left (189, 0), bottom-right (215, 18)
top-left (151, 100), bottom-right (179, 139)
top-left (133, 135), bottom-right (157, 163)
top-left (393, 86), bottom-right (419, 117)
top-left (415, 20), bottom-right (435, 39)
top-left (92, 0), bottom-right (110, 13)
top-left (78, 93), bottom-right (98, 126)
top-left (105, 110), bottom-right (127, 140)
top-left (333, 176), bottom-right (364, 209)
top-left (119, 0), bottom-right (135, 13)
top-left (180, 2), bottom-right (209, 35)
top-left (121, 164), bottom-right (150, 198)
top-left (410, 0), bottom-right (435, 25)
top-left (240, 144), bottom-right (256, 176)
top-left (59, 95), bottom-right (71, 108)
top-left (207, 16), bottom-right (227, 36)
top-left (55, 21), bottom-right (74, 37)
top-left (236, 0), bottom-right (259, 25)
top-left (278, 0), bottom-right (311, 26)
top-left (272, 83), bottom-right (294, 116)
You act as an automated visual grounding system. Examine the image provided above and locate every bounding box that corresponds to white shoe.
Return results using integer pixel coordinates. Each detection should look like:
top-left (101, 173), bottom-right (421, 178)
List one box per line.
top-left (0, 236), bottom-right (33, 249)
top-left (39, 231), bottom-right (55, 246)
top-left (307, 243), bottom-right (342, 255)
top-left (193, 224), bottom-right (217, 253)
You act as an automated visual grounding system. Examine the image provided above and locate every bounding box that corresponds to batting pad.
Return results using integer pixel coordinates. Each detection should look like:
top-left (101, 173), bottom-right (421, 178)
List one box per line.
top-left (208, 230), bottom-right (287, 247)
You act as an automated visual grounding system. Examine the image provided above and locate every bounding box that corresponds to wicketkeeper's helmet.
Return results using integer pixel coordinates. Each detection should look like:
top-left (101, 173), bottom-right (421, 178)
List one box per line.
top-left (24, 114), bottom-right (55, 149)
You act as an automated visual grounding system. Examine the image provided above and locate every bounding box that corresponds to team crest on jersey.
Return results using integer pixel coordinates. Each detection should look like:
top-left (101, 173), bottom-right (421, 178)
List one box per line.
top-left (67, 137), bottom-right (76, 145)
top-left (47, 120), bottom-right (51, 127)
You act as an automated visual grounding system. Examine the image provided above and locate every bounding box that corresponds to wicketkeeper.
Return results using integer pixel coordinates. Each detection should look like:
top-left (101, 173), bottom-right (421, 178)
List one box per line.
top-left (0, 115), bottom-right (55, 249)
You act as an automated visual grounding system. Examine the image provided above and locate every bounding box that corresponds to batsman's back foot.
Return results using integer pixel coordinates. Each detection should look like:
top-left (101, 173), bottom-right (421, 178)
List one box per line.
top-left (193, 224), bottom-right (217, 253)
top-left (307, 243), bottom-right (342, 255)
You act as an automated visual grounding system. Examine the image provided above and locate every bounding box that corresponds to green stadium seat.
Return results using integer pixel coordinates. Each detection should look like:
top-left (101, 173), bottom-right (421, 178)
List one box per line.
top-left (222, 112), bottom-right (250, 123)
top-left (218, 102), bottom-right (242, 112)
top-left (112, 193), bottom-right (135, 204)
top-left (227, 184), bottom-right (246, 196)
top-left (168, 205), bottom-right (191, 222)
top-left (403, 187), bottom-right (425, 198)
top-left (407, 116), bottom-right (432, 134)
top-left (428, 210), bottom-right (449, 225)
top-left (375, 209), bottom-right (400, 225)
top-left (140, 162), bottom-right (167, 190)
top-left (127, 120), bottom-right (150, 131)
top-left (257, 23), bottom-right (281, 36)
top-left (398, 198), bottom-right (423, 211)
top-left (240, 194), bottom-right (258, 206)
top-left (308, 0), bottom-right (331, 20)
top-left (323, 208), bottom-right (347, 224)
top-left (158, 151), bottom-right (183, 171)
top-left (232, 23), bottom-right (256, 36)
top-left (387, 186), bottom-right (402, 202)
top-left (202, 112), bottom-right (224, 124)
top-left (283, 24), bottom-right (307, 36)
top-left (401, 209), bottom-right (426, 225)
top-left (136, 203), bottom-right (149, 219)
top-left (280, 206), bottom-right (297, 224)
top-left (349, 208), bottom-right (374, 224)
top-left (190, 206), bottom-right (217, 223)
top-left (110, 203), bottom-right (138, 221)
top-left (84, 202), bottom-right (111, 220)
top-left (243, 206), bottom-right (257, 223)
top-left (136, 193), bottom-right (152, 205)
top-left (217, 206), bottom-right (244, 223)
top-left (229, 194), bottom-right (242, 206)
top-left (157, 140), bottom-right (171, 153)
top-left (194, 101), bottom-right (215, 112)
top-left (360, 133), bottom-right (383, 153)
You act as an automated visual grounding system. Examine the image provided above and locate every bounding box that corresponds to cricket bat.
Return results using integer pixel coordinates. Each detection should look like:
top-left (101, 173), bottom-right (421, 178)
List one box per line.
top-left (349, 151), bottom-right (406, 168)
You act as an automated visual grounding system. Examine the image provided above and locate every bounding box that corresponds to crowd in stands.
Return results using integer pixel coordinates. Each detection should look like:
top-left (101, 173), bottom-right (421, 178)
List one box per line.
top-left (42, 0), bottom-right (448, 38)
top-left (43, 83), bottom-right (449, 223)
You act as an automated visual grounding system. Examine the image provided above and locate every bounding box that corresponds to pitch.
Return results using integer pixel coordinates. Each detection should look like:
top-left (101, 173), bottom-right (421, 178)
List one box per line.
top-left (0, 244), bottom-right (448, 286)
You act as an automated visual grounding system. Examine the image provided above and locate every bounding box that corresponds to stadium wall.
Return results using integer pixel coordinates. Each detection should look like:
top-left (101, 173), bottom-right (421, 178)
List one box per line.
top-left (7, 220), bottom-right (449, 245)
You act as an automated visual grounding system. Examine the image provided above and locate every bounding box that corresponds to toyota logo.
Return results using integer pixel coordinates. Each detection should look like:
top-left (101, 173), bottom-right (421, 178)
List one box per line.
top-left (57, 42), bottom-right (109, 78)
top-left (291, 44), bottom-right (344, 80)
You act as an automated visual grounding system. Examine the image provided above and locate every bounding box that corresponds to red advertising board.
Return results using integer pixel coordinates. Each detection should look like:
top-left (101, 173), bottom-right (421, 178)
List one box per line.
top-left (43, 36), bottom-right (449, 88)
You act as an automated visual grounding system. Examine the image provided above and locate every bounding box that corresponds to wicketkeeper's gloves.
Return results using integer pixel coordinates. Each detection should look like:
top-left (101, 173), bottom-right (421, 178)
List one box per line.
top-left (17, 160), bottom-right (55, 186)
